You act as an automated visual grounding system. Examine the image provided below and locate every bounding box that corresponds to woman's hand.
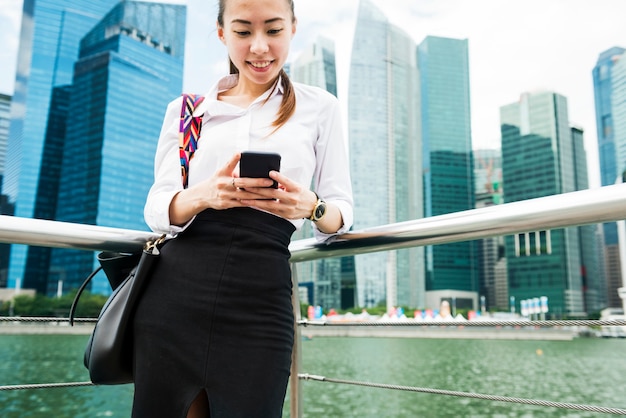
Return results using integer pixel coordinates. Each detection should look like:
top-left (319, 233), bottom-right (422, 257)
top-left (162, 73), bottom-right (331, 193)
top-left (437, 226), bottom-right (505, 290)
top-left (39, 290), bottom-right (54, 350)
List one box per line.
top-left (238, 170), bottom-right (316, 220)
top-left (169, 153), bottom-right (273, 225)
top-left (239, 171), bottom-right (344, 234)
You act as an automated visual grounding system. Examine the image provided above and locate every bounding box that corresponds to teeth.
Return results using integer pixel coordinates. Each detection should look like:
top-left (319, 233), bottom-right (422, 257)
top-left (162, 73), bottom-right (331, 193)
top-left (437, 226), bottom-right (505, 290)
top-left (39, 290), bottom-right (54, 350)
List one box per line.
top-left (250, 61), bottom-right (271, 68)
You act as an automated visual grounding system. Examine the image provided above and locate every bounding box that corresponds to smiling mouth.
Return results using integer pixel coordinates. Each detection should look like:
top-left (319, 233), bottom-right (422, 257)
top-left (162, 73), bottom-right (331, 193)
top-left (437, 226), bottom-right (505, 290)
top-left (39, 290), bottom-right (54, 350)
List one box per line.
top-left (248, 61), bottom-right (273, 69)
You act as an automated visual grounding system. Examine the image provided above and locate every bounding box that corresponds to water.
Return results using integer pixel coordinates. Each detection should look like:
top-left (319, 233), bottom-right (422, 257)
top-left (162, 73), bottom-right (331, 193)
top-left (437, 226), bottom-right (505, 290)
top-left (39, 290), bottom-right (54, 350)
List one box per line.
top-left (0, 334), bottom-right (625, 417)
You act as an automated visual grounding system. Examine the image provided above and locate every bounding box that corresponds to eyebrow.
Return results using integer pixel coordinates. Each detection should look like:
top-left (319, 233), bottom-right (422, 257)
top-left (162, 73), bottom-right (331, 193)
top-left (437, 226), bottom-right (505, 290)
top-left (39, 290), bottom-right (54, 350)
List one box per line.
top-left (231, 17), bottom-right (285, 25)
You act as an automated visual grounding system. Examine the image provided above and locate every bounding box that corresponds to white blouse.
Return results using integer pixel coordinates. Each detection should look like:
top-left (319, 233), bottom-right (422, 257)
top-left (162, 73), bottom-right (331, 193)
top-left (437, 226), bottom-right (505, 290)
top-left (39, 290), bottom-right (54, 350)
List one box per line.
top-left (144, 75), bottom-right (354, 242)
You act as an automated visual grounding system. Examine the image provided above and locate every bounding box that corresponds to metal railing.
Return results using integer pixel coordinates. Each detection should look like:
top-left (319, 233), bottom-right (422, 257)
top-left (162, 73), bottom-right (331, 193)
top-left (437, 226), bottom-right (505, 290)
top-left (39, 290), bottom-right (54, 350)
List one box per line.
top-left (1, 183), bottom-right (626, 417)
top-left (2, 183), bottom-right (625, 259)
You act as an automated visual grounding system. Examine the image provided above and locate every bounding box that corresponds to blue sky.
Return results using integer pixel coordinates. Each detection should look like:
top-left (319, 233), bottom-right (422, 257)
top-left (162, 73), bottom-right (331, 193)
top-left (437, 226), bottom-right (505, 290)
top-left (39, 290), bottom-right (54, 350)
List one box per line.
top-left (2, 0), bottom-right (626, 187)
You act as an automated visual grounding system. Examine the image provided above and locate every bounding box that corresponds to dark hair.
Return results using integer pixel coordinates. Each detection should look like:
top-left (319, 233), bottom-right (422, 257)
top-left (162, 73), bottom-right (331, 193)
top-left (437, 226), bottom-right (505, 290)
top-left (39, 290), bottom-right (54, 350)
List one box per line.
top-left (218, 0), bottom-right (296, 132)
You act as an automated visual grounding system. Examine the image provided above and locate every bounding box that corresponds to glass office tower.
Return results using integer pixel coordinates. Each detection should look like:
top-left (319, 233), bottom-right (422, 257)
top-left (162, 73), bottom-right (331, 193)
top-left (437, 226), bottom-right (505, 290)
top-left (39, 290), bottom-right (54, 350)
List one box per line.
top-left (290, 37), bottom-right (357, 310)
top-left (501, 92), bottom-right (585, 317)
top-left (349, 0), bottom-right (423, 309)
top-left (571, 126), bottom-right (607, 313)
top-left (4, 0), bottom-right (119, 290)
top-left (592, 46), bottom-right (626, 308)
top-left (0, 93), bottom-right (12, 288)
top-left (593, 47), bottom-right (626, 187)
top-left (0, 93), bottom-right (9, 188)
top-left (418, 36), bottom-right (478, 299)
top-left (5, 1), bottom-right (186, 294)
top-left (474, 148), bottom-right (506, 311)
top-left (291, 36), bottom-right (337, 97)
top-left (613, 54), bottom-right (626, 175)
top-left (44, 1), bottom-right (186, 295)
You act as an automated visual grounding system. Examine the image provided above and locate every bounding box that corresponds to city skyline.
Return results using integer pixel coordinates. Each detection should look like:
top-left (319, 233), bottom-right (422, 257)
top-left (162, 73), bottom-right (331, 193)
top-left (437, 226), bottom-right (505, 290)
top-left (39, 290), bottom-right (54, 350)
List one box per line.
top-left (0, 0), bottom-right (621, 313)
top-left (3, 0), bottom-right (626, 189)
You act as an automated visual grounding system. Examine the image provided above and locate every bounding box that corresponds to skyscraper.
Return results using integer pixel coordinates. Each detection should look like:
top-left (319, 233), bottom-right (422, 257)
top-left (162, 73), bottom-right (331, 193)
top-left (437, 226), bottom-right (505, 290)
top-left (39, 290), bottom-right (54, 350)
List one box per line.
top-left (571, 126), bottom-right (607, 313)
top-left (349, 0), bottom-right (423, 309)
top-left (291, 36), bottom-right (337, 97)
top-left (0, 93), bottom-right (13, 288)
top-left (418, 36), bottom-right (478, 304)
top-left (6, 1), bottom-right (186, 294)
top-left (45, 1), bottom-right (186, 295)
top-left (474, 148), bottom-right (506, 311)
top-left (289, 36), bottom-right (356, 310)
top-left (613, 54), bottom-right (626, 175)
top-left (501, 91), bottom-right (585, 317)
top-left (592, 46), bottom-right (626, 308)
top-left (4, 0), bottom-right (119, 289)
top-left (0, 93), bottom-right (10, 189)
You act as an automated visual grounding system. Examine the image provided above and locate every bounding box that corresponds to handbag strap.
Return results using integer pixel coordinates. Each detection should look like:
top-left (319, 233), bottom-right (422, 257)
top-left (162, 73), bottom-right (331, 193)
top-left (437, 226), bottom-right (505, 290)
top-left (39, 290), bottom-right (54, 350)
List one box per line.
top-left (179, 93), bottom-right (205, 189)
top-left (69, 95), bottom-right (204, 325)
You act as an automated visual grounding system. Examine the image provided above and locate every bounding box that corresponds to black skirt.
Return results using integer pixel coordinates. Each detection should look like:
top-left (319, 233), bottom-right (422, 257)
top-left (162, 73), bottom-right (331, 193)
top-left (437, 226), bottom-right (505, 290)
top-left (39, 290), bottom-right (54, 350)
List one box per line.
top-left (132, 208), bottom-right (296, 418)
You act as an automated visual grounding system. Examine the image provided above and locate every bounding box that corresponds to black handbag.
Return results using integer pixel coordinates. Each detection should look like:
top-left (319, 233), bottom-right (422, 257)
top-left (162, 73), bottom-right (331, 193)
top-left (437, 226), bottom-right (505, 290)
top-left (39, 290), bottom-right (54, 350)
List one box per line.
top-left (70, 235), bottom-right (166, 384)
top-left (69, 93), bottom-right (205, 384)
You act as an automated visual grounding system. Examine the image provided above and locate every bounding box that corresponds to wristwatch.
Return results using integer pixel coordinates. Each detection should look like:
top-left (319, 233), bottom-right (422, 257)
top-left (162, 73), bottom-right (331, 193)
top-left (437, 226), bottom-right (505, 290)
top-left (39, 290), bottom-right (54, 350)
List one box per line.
top-left (309, 193), bottom-right (327, 222)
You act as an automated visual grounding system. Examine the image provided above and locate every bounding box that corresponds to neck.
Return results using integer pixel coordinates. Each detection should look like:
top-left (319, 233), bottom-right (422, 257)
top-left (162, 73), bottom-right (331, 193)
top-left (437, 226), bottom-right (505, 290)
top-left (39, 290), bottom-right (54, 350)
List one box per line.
top-left (231, 74), bottom-right (278, 100)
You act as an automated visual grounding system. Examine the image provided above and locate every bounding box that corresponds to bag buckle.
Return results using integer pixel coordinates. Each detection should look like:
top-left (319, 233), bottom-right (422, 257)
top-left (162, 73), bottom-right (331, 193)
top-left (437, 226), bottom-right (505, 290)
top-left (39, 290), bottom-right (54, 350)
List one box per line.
top-left (144, 234), bottom-right (167, 254)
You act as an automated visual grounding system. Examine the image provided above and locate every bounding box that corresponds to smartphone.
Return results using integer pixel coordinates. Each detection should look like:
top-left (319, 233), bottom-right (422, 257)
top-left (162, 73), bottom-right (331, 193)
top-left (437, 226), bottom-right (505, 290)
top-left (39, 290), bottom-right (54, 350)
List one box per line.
top-left (239, 151), bottom-right (281, 188)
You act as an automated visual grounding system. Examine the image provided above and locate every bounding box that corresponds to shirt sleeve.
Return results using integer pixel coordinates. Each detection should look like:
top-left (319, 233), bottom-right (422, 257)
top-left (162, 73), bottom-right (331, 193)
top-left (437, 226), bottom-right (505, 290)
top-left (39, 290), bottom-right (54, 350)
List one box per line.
top-left (312, 93), bottom-right (354, 242)
top-left (143, 96), bottom-right (192, 235)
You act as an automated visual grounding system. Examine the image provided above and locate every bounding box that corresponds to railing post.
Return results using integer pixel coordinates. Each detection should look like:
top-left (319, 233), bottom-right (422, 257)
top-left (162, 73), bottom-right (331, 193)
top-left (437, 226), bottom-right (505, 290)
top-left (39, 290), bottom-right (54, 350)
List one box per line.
top-left (289, 264), bottom-right (303, 418)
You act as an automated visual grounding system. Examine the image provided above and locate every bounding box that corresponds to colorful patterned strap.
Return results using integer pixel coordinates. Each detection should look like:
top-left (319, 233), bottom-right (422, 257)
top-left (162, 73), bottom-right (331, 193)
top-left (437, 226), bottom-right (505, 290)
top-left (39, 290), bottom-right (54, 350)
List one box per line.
top-left (179, 93), bottom-right (205, 189)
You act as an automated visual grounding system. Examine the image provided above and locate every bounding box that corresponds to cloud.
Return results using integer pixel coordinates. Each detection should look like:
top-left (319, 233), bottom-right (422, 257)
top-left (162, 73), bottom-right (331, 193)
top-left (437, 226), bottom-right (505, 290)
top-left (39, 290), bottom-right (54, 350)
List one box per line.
top-left (0, 0), bottom-right (23, 95)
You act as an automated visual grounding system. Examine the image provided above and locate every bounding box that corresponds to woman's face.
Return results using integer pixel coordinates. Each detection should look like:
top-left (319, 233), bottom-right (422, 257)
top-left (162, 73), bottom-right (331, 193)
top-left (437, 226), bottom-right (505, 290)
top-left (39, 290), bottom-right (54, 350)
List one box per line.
top-left (218, 0), bottom-right (296, 92)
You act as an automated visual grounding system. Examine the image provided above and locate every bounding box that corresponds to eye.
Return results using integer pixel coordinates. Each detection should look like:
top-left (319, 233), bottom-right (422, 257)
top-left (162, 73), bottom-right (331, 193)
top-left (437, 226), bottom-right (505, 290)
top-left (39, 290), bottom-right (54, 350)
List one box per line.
top-left (234, 30), bottom-right (250, 36)
top-left (268, 28), bottom-right (283, 35)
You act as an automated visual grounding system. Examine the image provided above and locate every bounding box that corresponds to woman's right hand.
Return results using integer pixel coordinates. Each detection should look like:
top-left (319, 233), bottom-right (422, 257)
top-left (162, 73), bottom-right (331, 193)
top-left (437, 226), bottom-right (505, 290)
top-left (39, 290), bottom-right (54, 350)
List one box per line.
top-left (168, 153), bottom-right (275, 226)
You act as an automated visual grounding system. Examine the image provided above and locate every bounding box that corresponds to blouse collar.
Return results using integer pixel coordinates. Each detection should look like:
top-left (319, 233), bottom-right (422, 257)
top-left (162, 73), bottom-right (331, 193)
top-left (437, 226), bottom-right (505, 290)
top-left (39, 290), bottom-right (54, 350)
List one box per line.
top-left (193, 74), bottom-right (284, 117)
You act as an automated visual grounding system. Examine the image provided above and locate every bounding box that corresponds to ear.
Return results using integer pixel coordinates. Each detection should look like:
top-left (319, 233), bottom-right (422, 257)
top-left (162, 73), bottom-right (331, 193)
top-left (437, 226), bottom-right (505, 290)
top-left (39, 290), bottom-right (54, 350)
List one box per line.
top-left (291, 18), bottom-right (297, 38)
top-left (217, 23), bottom-right (226, 45)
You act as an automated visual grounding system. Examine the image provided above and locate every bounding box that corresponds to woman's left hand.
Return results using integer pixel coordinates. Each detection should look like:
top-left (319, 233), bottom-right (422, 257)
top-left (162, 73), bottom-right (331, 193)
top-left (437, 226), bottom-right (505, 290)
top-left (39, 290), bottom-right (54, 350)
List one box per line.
top-left (238, 170), bottom-right (316, 220)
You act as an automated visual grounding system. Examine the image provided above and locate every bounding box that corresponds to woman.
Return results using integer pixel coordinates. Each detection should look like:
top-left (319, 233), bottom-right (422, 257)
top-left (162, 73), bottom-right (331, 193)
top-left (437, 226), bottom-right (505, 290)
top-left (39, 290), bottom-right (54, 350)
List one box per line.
top-left (133, 0), bottom-right (353, 417)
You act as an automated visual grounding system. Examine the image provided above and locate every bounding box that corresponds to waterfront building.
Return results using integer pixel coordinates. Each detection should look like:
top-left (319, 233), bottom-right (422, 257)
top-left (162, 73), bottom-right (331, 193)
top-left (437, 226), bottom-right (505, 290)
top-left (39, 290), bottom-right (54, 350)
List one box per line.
top-left (571, 126), bottom-right (607, 313)
top-left (592, 46), bottom-right (626, 308)
top-left (5, 1), bottom-right (186, 294)
top-left (3, 0), bottom-right (119, 290)
top-left (501, 91), bottom-right (586, 317)
top-left (290, 36), bottom-right (337, 97)
top-left (348, 0), bottom-right (424, 309)
top-left (0, 93), bottom-right (13, 288)
top-left (418, 35), bottom-right (478, 308)
top-left (43, 1), bottom-right (186, 295)
top-left (0, 93), bottom-right (9, 188)
top-left (474, 148), bottom-right (507, 311)
top-left (289, 37), bottom-right (357, 310)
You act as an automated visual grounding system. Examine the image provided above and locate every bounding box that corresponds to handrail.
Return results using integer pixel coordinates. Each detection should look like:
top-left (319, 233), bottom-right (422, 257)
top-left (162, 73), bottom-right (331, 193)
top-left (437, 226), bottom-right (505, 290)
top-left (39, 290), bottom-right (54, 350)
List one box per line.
top-left (289, 183), bottom-right (626, 262)
top-left (1, 184), bottom-right (624, 259)
top-left (0, 217), bottom-right (158, 253)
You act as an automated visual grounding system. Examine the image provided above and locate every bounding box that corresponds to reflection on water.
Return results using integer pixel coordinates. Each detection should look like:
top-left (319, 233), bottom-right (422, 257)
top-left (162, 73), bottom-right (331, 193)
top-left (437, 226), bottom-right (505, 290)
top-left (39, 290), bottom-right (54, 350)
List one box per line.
top-left (296, 337), bottom-right (626, 417)
top-left (0, 335), bottom-right (132, 418)
top-left (0, 334), bottom-right (625, 417)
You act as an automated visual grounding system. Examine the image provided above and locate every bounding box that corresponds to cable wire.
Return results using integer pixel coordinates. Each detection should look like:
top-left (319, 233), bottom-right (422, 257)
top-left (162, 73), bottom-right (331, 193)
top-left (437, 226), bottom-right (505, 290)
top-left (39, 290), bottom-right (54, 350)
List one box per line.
top-left (299, 374), bottom-right (626, 415)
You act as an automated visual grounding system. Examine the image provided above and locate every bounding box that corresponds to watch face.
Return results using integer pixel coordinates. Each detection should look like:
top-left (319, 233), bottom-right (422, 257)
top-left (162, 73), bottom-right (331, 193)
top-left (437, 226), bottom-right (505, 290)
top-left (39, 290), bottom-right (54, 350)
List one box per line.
top-left (315, 202), bottom-right (326, 219)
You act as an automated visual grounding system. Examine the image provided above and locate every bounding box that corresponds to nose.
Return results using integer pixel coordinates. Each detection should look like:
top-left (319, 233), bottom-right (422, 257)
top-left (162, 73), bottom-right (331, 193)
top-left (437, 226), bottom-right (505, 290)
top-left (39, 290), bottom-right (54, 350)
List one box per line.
top-left (250, 34), bottom-right (269, 54)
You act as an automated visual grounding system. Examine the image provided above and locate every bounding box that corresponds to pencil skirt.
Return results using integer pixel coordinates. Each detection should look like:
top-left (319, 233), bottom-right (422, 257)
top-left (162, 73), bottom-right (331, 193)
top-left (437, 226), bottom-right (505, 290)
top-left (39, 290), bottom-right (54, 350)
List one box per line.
top-left (132, 208), bottom-right (296, 418)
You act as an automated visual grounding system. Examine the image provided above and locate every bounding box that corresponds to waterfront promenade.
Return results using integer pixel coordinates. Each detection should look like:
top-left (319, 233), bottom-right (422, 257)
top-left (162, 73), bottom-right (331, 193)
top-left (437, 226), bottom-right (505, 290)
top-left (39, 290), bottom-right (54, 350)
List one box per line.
top-left (301, 324), bottom-right (580, 340)
top-left (0, 321), bottom-right (581, 340)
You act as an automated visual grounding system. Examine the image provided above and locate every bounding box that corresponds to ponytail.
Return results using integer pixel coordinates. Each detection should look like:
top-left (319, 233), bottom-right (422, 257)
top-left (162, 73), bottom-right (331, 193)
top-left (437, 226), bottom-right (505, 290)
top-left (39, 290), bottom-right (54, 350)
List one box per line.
top-left (271, 68), bottom-right (296, 131)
